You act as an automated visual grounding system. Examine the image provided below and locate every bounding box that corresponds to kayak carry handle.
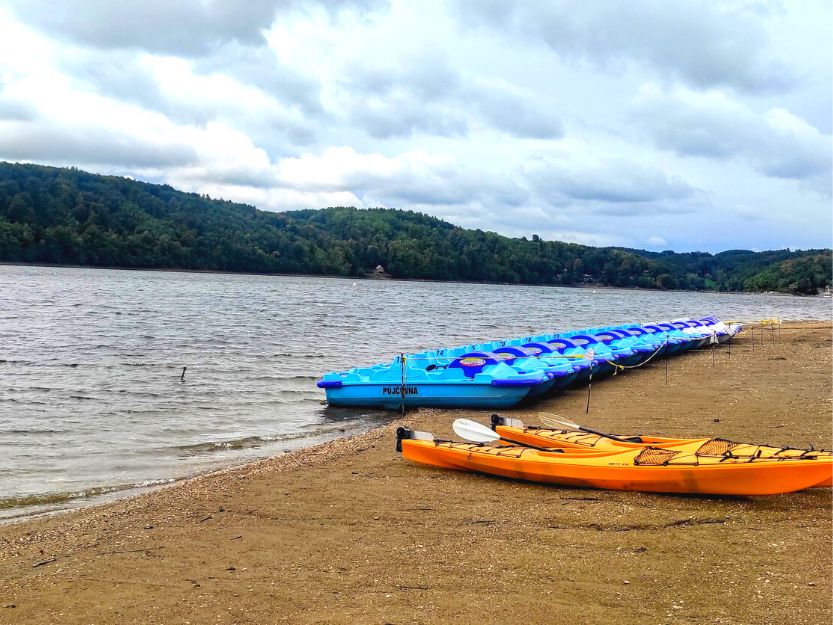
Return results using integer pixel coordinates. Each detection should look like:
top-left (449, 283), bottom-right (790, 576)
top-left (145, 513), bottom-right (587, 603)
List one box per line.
top-left (490, 414), bottom-right (525, 430)
top-left (396, 427), bottom-right (435, 452)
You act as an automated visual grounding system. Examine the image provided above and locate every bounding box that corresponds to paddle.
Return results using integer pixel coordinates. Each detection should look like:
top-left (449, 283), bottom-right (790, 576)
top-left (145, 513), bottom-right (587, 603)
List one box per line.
top-left (538, 412), bottom-right (631, 443)
top-left (452, 418), bottom-right (559, 452)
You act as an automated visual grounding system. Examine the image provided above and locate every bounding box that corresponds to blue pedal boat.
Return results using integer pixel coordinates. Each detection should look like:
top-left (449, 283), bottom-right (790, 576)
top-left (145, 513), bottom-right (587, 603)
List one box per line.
top-left (491, 346), bottom-right (578, 398)
top-left (536, 338), bottom-right (604, 382)
top-left (622, 326), bottom-right (673, 356)
top-left (317, 354), bottom-right (547, 409)
top-left (697, 316), bottom-right (742, 343)
top-left (557, 334), bottom-right (634, 375)
top-left (653, 323), bottom-right (702, 351)
top-left (664, 322), bottom-right (712, 349)
top-left (635, 325), bottom-right (689, 355)
top-left (667, 321), bottom-right (711, 349)
top-left (591, 330), bottom-right (656, 366)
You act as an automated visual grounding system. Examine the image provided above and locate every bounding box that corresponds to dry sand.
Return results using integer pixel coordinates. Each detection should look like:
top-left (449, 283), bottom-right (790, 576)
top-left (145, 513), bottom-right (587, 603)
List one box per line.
top-left (1, 322), bottom-right (831, 625)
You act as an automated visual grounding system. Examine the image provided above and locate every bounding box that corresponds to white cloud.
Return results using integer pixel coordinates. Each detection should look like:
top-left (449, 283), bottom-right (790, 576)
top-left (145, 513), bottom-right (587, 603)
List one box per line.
top-left (0, 0), bottom-right (830, 252)
top-left (276, 146), bottom-right (449, 192)
top-left (522, 156), bottom-right (703, 218)
top-left (543, 230), bottom-right (625, 247)
top-left (451, 0), bottom-right (792, 93)
top-left (633, 85), bottom-right (832, 184)
top-left (7, 0), bottom-right (382, 56)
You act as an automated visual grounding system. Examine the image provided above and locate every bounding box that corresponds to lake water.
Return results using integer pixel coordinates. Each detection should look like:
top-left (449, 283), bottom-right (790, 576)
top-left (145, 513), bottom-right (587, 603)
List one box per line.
top-left (1, 265), bottom-right (830, 518)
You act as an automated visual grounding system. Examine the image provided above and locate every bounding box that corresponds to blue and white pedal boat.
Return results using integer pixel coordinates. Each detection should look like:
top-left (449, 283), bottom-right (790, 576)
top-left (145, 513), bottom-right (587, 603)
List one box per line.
top-left (317, 355), bottom-right (547, 409)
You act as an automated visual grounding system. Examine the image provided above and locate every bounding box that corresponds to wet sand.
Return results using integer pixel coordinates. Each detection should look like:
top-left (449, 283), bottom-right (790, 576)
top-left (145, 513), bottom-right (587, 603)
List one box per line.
top-left (1, 321), bottom-right (831, 625)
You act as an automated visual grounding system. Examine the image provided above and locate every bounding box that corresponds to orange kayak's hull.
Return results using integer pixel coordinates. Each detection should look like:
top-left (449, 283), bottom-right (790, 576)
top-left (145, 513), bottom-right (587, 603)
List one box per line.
top-left (401, 439), bottom-right (833, 496)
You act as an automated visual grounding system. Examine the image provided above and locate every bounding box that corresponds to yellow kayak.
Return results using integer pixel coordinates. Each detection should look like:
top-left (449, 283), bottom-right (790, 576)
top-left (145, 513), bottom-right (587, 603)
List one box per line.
top-left (491, 415), bottom-right (833, 488)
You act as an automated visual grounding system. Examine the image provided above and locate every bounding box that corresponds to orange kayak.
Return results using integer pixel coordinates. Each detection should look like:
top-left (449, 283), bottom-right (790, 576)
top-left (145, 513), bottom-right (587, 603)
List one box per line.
top-left (396, 428), bottom-right (833, 496)
top-left (492, 416), bottom-right (833, 488)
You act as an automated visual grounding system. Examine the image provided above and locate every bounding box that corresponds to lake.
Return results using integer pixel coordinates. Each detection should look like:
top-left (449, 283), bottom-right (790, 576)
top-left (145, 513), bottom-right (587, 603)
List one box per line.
top-left (1, 265), bottom-right (830, 518)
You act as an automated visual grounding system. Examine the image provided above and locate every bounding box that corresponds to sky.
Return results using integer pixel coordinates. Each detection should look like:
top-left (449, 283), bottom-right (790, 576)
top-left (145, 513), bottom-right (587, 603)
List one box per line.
top-left (0, 0), bottom-right (830, 252)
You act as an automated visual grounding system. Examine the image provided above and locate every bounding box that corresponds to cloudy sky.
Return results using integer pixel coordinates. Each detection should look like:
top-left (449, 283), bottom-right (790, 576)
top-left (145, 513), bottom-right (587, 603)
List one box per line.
top-left (0, 0), bottom-right (830, 252)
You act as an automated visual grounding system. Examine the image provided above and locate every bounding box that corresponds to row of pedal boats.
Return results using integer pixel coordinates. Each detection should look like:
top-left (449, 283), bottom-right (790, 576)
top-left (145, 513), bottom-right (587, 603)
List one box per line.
top-left (317, 316), bottom-right (742, 409)
top-left (396, 415), bottom-right (832, 496)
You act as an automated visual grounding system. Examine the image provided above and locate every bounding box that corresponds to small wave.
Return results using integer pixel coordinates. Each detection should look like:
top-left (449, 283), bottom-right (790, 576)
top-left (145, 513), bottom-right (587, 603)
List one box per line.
top-left (135, 478), bottom-right (177, 488)
top-left (70, 395), bottom-right (95, 401)
top-left (177, 436), bottom-right (267, 454)
top-left (0, 360), bottom-right (88, 369)
top-left (6, 428), bottom-right (66, 435)
top-left (249, 374), bottom-right (319, 382)
top-left (0, 399), bottom-right (51, 409)
top-left (174, 427), bottom-right (351, 456)
top-left (0, 478), bottom-right (176, 511)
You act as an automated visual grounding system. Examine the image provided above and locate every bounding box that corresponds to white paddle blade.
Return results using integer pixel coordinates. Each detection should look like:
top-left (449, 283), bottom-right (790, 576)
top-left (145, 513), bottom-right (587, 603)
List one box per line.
top-left (538, 412), bottom-right (581, 431)
top-left (452, 418), bottom-right (500, 443)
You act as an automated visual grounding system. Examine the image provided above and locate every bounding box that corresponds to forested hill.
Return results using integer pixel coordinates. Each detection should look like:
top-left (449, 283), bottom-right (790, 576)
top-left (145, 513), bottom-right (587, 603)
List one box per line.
top-left (0, 162), bottom-right (830, 294)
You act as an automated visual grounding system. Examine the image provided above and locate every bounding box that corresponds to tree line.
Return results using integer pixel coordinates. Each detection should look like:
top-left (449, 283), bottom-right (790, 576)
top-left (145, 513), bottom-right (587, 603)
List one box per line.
top-left (0, 162), bottom-right (829, 294)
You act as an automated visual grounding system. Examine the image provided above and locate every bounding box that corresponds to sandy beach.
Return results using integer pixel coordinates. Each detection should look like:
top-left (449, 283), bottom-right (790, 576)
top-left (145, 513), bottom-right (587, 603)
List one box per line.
top-left (1, 322), bottom-right (830, 625)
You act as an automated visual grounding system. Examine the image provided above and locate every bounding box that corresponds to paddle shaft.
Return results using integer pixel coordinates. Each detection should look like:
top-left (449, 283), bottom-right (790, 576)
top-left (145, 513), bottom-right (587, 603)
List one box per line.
top-left (540, 414), bottom-right (631, 444)
top-left (500, 435), bottom-right (561, 452)
top-left (576, 425), bottom-right (629, 443)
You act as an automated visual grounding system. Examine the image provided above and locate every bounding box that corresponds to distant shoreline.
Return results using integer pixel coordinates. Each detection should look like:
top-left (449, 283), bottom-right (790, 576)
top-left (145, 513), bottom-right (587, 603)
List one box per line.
top-left (0, 260), bottom-right (820, 297)
top-left (3, 163), bottom-right (829, 297)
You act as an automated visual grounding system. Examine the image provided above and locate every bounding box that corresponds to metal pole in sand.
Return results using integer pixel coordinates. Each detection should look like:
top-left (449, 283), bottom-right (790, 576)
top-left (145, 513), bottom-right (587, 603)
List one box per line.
top-left (585, 369), bottom-right (593, 414)
top-left (399, 353), bottom-right (406, 416)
